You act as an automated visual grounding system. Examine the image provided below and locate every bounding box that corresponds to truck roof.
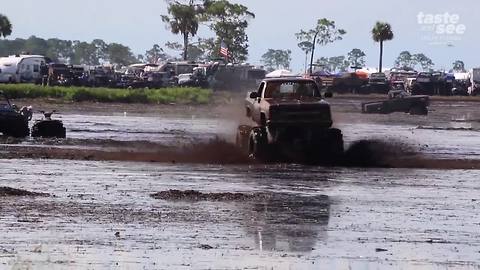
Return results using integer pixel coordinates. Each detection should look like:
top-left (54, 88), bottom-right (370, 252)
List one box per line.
top-left (262, 77), bottom-right (315, 83)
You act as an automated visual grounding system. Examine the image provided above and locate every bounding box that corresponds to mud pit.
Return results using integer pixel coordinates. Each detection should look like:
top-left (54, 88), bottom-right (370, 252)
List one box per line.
top-left (0, 97), bottom-right (479, 269)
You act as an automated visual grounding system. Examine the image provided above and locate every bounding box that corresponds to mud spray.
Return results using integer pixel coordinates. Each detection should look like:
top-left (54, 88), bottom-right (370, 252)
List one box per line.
top-left (2, 137), bottom-right (479, 169)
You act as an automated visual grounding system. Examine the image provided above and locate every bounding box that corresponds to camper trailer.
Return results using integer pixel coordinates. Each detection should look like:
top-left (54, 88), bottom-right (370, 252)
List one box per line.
top-left (0, 55), bottom-right (46, 83)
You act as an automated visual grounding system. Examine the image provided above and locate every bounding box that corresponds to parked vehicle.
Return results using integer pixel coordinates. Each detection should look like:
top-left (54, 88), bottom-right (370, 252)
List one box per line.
top-left (31, 111), bottom-right (66, 138)
top-left (452, 72), bottom-right (470, 96)
top-left (328, 72), bottom-right (368, 94)
top-left (0, 91), bottom-right (31, 137)
top-left (362, 90), bottom-right (429, 115)
top-left (411, 72), bottom-right (452, 96)
top-left (368, 72), bottom-right (390, 94)
top-left (0, 55), bottom-right (46, 83)
top-left (237, 78), bottom-right (343, 163)
top-left (469, 68), bottom-right (480, 96)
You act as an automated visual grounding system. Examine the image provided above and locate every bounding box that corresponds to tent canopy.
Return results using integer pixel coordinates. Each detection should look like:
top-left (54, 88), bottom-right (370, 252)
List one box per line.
top-left (265, 69), bottom-right (294, 78)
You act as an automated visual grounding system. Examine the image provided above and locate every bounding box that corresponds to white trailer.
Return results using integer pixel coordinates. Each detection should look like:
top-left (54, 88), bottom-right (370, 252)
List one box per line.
top-left (0, 55), bottom-right (46, 83)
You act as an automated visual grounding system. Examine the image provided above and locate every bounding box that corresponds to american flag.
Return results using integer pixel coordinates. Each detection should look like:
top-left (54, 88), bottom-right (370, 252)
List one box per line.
top-left (220, 40), bottom-right (229, 59)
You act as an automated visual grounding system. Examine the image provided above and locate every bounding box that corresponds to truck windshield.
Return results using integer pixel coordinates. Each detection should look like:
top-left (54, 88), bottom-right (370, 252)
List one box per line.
top-left (264, 81), bottom-right (320, 98)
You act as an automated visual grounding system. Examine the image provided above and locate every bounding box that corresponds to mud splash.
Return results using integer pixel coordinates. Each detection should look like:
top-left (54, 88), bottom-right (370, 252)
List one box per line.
top-left (151, 190), bottom-right (270, 201)
top-left (1, 137), bottom-right (480, 169)
top-left (343, 139), bottom-right (418, 167)
top-left (0, 186), bottom-right (49, 197)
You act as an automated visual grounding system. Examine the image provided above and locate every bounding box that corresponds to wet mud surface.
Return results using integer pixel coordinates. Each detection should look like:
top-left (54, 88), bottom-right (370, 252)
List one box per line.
top-left (0, 96), bottom-right (480, 269)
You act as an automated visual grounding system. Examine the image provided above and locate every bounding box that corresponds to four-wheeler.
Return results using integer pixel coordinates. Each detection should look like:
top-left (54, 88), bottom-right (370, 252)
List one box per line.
top-left (237, 77), bottom-right (344, 163)
top-left (0, 91), bottom-right (66, 138)
top-left (31, 111), bottom-right (66, 138)
top-left (0, 91), bottom-right (31, 137)
top-left (361, 90), bottom-right (429, 115)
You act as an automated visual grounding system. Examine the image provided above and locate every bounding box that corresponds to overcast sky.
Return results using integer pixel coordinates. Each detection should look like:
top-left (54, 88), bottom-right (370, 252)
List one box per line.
top-left (3, 0), bottom-right (477, 72)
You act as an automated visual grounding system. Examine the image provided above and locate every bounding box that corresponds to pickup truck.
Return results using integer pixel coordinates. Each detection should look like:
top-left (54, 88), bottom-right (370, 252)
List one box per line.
top-left (237, 77), bottom-right (343, 163)
top-left (361, 90), bottom-right (429, 115)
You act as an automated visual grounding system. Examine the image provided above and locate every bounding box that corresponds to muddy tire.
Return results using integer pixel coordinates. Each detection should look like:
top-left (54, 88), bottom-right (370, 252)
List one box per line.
top-left (324, 128), bottom-right (344, 162)
top-left (32, 120), bottom-right (66, 138)
top-left (309, 128), bottom-right (344, 164)
top-left (409, 105), bottom-right (428, 115)
top-left (2, 121), bottom-right (30, 138)
top-left (248, 127), bottom-right (269, 162)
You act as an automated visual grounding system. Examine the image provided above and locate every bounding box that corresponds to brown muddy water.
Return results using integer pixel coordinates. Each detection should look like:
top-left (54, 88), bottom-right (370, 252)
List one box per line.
top-left (0, 98), bottom-right (479, 269)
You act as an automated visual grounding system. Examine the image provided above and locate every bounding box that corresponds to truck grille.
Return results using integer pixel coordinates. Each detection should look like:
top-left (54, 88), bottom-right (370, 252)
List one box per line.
top-left (270, 105), bottom-right (331, 122)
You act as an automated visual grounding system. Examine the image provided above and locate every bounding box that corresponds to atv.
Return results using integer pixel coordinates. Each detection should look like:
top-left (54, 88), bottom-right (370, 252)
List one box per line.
top-left (31, 110), bottom-right (66, 138)
top-left (0, 91), bottom-right (31, 137)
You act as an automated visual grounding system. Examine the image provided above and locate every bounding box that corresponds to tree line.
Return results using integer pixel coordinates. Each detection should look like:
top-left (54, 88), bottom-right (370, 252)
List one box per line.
top-left (0, 10), bottom-right (469, 72)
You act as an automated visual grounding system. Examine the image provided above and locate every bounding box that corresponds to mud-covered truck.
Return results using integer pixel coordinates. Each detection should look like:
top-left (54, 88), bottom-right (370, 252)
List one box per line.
top-left (236, 78), bottom-right (343, 162)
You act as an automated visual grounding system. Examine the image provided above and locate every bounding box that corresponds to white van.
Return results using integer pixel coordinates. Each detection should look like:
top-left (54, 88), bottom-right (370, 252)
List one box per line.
top-left (0, 55), bottom-right (46, 83)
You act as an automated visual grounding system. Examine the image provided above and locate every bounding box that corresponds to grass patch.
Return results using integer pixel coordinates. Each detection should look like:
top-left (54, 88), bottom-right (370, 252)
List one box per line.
top-left (0, 84), bottom-right (212, 104)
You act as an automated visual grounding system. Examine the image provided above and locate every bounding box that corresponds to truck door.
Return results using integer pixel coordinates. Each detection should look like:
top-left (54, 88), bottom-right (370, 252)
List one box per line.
top-left (252, 82), bottom-right (265, 123)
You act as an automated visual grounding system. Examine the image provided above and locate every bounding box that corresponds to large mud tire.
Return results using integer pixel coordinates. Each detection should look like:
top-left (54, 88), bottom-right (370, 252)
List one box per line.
top-left (308, 128), bottom-right (344, 164)
top-left (248, 127), bottom-right (270, 162)
top-left (32, 120), bottom-right (66, 138)
top-left (1, 120), bottom-right (30, 138)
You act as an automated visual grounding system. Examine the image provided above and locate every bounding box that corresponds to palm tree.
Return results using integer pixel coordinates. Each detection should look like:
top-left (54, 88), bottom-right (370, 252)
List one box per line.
top-left (161, 2), bottom-right (199, 61)
top-left (0, 14), bottom-right (12, 39)
top-left (371, 22), bottom-right (394, 73)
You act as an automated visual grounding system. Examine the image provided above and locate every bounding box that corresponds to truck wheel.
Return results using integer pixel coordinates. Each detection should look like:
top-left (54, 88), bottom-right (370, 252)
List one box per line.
top-left (5, 121), bottom-right (30, 138)
top-left (326, 128), bottom-right (344, 161)
top-left (309, 128), bottom-right (344, 164)
top-left (409, 105), bottom-right (428, 115)
top-left (248, 127), bottom-right (269, 161)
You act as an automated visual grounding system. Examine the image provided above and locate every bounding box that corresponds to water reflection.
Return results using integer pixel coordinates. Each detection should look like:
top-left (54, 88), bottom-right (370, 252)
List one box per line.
top-left (244, 193), bottom-right (330, 252)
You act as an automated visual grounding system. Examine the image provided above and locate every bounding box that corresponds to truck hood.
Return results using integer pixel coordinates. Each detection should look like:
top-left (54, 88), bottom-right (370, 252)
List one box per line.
top-left (264, 97), bottom-right (328, 107)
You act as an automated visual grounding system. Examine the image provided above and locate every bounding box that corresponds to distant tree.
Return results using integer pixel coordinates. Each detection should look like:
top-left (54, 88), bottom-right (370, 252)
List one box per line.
top-left (330, 55), bottom-right (349, 72)
top-left (372, 21), bottom-right (394, 72)
top-left (295, 40), bottom-right (313, 72)
top-left (413, 53), bottom-right (434, 71)
top-left (71, 41), bottom-right (98, 65)
top-left (202, 0), bottom-right (255, 62)
top-left (165, 40), bottom-right (206, 61)
top-left (315, 57), bottom-right (331, 72)
top-left (161, 0), bottom-right (203, 60)
top-left (347, 48), bottom-right (366, 68)
top-left (145, 44), bottom-right (166, 63)
top-left (296, 18), bottom-right (346, 73)
top-left (46, 38), bottom-right (74, 63)
top-left (106, 43), bottom-right (137, 65)
top-left (137, 54), bottom-right (145, 62)
top-left (92, 39), bottom-right (108, 63)
top-left (24, 35), bottom-right (49, 55)
top-left (394, 51), bottom-right (415, 69)
top-left (452, 60), bottom-right (466, 72)
top-left (261, 49), bottom-right (292, 71)
top-left (315, 56), bottom-right (349, 73)
top-left (0, 14), bottom-right (12, 39)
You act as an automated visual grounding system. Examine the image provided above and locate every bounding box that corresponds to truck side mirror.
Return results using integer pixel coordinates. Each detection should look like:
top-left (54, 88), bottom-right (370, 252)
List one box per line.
top-left (249, 92), bottom-right (259, 99)
top-left (324, 92), bottom-right (333, 98)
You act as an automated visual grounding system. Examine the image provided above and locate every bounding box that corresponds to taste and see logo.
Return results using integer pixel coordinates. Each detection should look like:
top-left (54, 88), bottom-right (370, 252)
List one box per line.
top-left (417, 12), bottom-right (466, 38)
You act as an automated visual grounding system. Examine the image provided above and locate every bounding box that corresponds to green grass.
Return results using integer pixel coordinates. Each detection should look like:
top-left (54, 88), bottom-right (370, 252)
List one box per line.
top-left (0, 84), bottom-right (212, 104)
